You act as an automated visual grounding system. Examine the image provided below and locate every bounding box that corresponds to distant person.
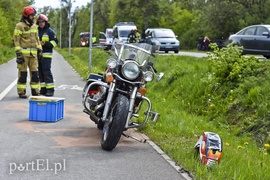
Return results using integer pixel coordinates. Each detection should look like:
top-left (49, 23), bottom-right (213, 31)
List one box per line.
top-left (141, 28), bottom-right (146, 42)
top-left (197, 36), bottom-right (204, 50)
top-left (204, 36), bottom-right (210, 51)
top-left (135, 29), bottom-right (141, 43)
top-left (36, 14), bottom-right (58, 96)
top-left (127, 29), bottom-right (136, 43)
top-left (13, 6), bottom-right (42, 98)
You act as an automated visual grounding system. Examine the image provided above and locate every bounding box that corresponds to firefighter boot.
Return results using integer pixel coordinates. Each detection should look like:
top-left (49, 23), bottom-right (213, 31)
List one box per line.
top-left (45, 89), bottom-right (54, 97)
top-left (40, 87), bottom-right (46, 95)
top-left (19, 94), bottom-right (27, 99)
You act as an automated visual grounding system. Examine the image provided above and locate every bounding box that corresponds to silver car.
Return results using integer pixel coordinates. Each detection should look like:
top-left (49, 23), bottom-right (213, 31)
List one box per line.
top-left (145, 28), bottom-right (180, 53)
top-left (228, 25), bottom-right (270, 58)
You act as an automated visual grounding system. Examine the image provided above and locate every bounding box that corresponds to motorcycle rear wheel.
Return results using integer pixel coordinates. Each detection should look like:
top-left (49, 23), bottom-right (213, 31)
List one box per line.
top-left (101, 94), bottom-right (129, 151)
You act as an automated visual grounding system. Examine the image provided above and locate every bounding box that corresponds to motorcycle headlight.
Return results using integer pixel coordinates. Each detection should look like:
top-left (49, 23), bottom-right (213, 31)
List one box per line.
top-left (106, 58), bottom-right (117, 69)
top-left (122, 61), bottom-right (140, 80)
top-left (143, 71), bottom-right (153, 82)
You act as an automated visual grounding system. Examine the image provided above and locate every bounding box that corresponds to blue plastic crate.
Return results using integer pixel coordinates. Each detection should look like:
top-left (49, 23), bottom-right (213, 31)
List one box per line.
top-left (29, 96), bottom-right (65, 122)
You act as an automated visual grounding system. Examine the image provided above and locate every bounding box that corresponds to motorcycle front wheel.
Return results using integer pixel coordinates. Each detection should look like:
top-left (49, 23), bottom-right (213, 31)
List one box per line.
top-left (101, 94), bottom-right (129, 151)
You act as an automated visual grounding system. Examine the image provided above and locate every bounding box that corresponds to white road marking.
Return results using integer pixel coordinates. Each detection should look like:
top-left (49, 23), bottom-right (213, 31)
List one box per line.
top-left (0, 79), bottom-right (17, 101)
top-left (55, 84), bottom-right (83, 91)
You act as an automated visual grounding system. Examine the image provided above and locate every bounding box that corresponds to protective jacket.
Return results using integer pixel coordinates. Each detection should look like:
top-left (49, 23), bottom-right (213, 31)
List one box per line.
top-left (38, 23), bottom-right (58, 58)
top-left (13, 20), bottom-right (42, 56)
top-left (13, 18), bottom-right (41, 96)
top-left (128, 32), bottom-right (136, 43)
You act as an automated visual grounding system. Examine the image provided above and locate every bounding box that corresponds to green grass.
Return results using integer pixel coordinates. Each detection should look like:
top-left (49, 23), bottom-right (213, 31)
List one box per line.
top-left (57, 47), bottom-right (270, 180)
top-left (0, 46), bottom-right (15, 65)
top-left (56, 47), bottom-right (108, 80)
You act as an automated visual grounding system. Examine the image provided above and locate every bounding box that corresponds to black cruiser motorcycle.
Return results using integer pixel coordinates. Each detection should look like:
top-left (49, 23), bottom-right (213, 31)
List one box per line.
top-left (82, 43), bottom-right (163, 151)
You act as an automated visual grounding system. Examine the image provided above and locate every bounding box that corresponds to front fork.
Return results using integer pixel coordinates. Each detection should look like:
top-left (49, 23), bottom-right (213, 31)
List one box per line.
top-left (101, 80), bottom-right (116, 123)
top-left (101, 82), bottom-right (138, 126)
top-left (125, 87), bottom-right (138, 127)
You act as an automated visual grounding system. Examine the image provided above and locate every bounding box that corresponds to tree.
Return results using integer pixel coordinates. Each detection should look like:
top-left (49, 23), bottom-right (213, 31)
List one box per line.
top-left (0, 0), bottom-right (33, 47)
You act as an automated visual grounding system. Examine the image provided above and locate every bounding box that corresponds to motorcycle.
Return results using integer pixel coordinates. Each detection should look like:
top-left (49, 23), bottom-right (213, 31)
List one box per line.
top-left (82, 43), bottom-right (164, 151)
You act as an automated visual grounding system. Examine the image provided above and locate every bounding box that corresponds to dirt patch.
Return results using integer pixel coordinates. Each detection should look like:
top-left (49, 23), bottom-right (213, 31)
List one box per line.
top-left (52, 128), bottom-right (101, 148)
top-left (3, 102), bottom-right (28, 111)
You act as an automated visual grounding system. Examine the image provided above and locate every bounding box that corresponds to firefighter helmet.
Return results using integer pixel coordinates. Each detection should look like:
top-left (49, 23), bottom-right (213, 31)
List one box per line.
top-left (22, 6), bottom-right (36, 18)
top-left (36, 14), bottom-right (49, 23)
top-left (194, 132), bottom-right (223, 166)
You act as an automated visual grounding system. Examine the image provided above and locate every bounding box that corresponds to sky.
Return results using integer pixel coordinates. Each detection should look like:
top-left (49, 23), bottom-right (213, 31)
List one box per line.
top-left (33, 0), bottom-right (89, 10)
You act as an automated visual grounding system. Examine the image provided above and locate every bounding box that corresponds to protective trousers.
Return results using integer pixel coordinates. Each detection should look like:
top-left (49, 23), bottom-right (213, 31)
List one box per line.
top-left (38, 57), bottom-right (54, 95)
top-left (17, 56), bottom-right (40, 95)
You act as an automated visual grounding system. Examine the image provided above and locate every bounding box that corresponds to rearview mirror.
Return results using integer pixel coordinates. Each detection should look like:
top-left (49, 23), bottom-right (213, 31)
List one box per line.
top-left (262, 32), bottom-right (270, 37)
top-left (156, 72), bottom-right (164, 82)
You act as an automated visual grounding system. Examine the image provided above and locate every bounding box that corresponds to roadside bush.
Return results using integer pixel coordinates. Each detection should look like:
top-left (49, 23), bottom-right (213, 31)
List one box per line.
top-left (205, 43), bottom-right (270, 144)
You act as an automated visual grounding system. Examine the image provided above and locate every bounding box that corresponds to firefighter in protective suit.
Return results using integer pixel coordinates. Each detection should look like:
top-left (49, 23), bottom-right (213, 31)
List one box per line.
top-left (13, 6), bottom-right (42, 98)
top-left (127, 29), bottom-right (136, 43)
top-left (36, 14), bottom-right (58, 96)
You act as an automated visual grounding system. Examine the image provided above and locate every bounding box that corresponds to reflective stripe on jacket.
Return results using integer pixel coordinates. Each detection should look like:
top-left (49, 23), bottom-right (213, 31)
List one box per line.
top-left (43, 52), bottom-right (53, 58)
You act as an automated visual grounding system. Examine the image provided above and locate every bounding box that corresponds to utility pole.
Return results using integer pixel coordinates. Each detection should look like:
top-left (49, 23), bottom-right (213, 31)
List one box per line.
top-left (89, 0), bottom-right (94, 71)
top-left (68, 0), bottom-right (72, 56)
top-left (60, 1), bottom-right (62, 49)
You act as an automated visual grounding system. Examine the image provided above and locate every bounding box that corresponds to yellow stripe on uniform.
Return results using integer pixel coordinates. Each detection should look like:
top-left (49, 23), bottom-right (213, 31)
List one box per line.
top-left (43, 52), bottom-right (53, 58)
top-left (17, 84), bottom-right (27, 89)
top-left (42, 35), bottom-right (49, 42)
top-left (14, 29), bottom-right (22, 36)
top-left (50, 40), bottom-right (57, 47)
top-left (30, 84), bottom-right (40, 89)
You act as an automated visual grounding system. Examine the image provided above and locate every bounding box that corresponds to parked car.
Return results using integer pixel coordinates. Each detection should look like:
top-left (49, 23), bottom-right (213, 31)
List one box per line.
top-left (145, 28), bottom-right (180, 53)
top-left (228, 25), bottom-right (270, 58)
top-left (99, 28), bottom-right (113, 50)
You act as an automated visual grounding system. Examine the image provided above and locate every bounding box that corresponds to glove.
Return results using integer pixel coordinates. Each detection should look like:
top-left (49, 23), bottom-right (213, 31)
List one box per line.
top-left (16, 51), bottom-right (24, 64)
top-left (37, 49), bottom-right (43, 61)
top-left (40, 41), bottom-right (45, 46)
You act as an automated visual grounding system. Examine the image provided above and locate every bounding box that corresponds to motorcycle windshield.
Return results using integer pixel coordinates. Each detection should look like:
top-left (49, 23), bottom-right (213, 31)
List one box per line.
top-left (114, 43), bottom-right (159, 65)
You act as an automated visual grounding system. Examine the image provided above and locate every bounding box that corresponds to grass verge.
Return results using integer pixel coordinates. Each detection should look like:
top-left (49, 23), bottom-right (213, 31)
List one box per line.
top-left (0, 46), bottom-right (15, 65)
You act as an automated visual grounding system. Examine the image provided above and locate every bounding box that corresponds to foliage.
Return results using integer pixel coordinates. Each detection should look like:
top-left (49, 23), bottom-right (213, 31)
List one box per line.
top-left (204, 44), bottom-right (270, 144)
top-left (0, 0), bottom-right (32, 47)
top-left (56, 47), bottom-right (109, 80)
top-left (0, 46), bottom-right (15, 65)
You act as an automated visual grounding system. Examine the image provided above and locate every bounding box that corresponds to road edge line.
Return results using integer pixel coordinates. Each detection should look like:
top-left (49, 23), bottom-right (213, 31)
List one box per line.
top-left (0, 79), bottom-right (17, 101)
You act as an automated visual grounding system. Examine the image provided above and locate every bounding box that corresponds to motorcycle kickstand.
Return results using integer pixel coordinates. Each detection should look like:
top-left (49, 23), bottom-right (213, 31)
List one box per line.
top-left (122, 132), bottom-right (147, 143)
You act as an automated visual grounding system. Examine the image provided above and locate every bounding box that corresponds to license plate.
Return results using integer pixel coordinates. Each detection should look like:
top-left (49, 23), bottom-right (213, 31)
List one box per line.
top-left (165, 46), bottom-right (172, 48)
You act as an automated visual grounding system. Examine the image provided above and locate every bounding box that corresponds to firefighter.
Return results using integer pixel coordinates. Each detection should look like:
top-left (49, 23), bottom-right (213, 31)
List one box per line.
top-left (135, 29), bottom-right (141, 43)
top-left (127, 29), bottom-right (136, 43)
top-left (36, 14), bottom-right (58, 96)
top-left (13, 6), bottom-right (42, 98)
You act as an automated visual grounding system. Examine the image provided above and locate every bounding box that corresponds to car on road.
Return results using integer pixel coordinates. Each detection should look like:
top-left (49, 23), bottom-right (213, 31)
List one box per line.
top-left (145, 28), bottom-right (180, 53)
top-left (228, 24), bottom-right (270, 58)
top-left (99, 28), bottom-right (113, 50)
top-left (79, 32), bottom-right (96, 47)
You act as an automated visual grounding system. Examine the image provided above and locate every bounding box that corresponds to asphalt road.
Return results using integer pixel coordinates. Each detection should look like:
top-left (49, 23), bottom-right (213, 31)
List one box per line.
top-left (0, 51), bottom-right (191, 180)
